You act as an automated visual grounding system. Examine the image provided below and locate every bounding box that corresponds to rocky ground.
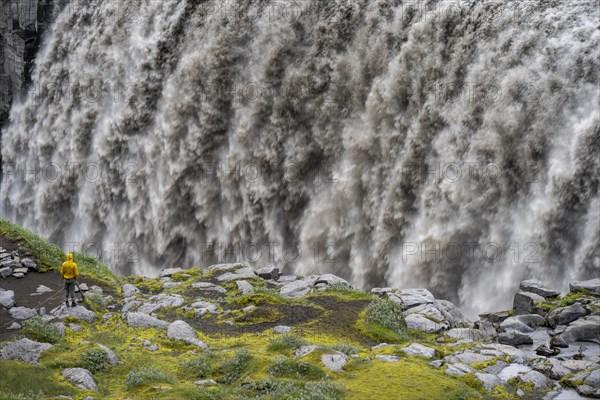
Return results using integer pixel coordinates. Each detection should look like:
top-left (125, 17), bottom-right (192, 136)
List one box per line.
top-left (0, 222), bottom-right (599, 400)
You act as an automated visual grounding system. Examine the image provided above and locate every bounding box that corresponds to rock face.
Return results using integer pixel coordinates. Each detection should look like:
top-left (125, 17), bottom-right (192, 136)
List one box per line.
top-left (0, 338), bottom-right (52, 364)
top-left (61, 368), bottom-right (98, 391)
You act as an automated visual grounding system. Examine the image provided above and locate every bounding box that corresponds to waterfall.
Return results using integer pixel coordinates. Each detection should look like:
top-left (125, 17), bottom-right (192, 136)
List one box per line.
top-left (1, 0), bottom-right (598, 316)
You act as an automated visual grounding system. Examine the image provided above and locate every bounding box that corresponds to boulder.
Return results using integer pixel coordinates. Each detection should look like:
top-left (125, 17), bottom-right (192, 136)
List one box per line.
top-left (295, 345), bottom-right (319, 358)
top-left (69, 324), bottom-right (83, 333)
top-left (400, 343), bottom-right (436, 358)
top-left (190, 300), bottom-right (218, 315)
top-left (9, 306), bottom-right (37, 320)
top-left (570, 279), bottom-right (600, 295)
top-left (126, 312), bottom-right (169, 329)
top-left (0, 338), bottom-right (52, 364)
top-left (513, 370), bottom-right (553, 390)
top-left (121, 284), bottom-right (140, 296)
top-left (390, 288), bottom-right (436, 310)
top-left (445, 363), bottom-right (475, 377)
top-left (446, 328), bottom-right (491, 342)
top-left (513, 291), bottom-right (546, 315)
top-left (167, 320), bottom-right (208, 349)
top-left (405, 313), bottom-right (445, 333)
top-left (436, 300), bottom-right (473, 328)
top-left (514, 314), bottom-right (546, 327)
top-left (277, 275), bottom-right (297, 283)
top-left (322, 353), bottom-right (347, 372)
top-left (216, 267), bottom-right (256, 282)
top-left (273, 325), bottom-right (291, 334)
top-left (61, 368), bottom-right (98, 391)
top-left (479, 310), bottom-right (511, 324)
top-left (554, 315), bottom-right (600, 344)
top-left (51, 304), bottom-right (97, 323)
top-left (12, 272), bottom-right (25, 279)
top-left (0, 267), bottom-right (12, 278)
top-left (142, 340), bottom-right (158, 352)
top-left (160, 268), bottom-right (185, 278)
top-left (0, 288), bottom-right (15, 308)
top-left (475, 372), bottom-right (504, 392)
top-left (194, 379), bottom-right (217, 386)
top-left (519, 279), bottom-right (560, 298)
top-left (499, 317), bottom-right (534, 333)
top-left (546, 303), bottom-right (588, 328)
top-left (20, 258), bottom-right (37, 270)
top-left (255, 265), bottom-right (280, 280)
top-left (7, 322), bottom-right (21, 330)
top-left (236, 280), bottom-right (254, 295)
top-left (314, 274), bottom-right (350, 286)
top-left (280, 276), bottom-right (319, 298)
top-left (498, 330), bottom-right (533, 346)
top-left (137, 294), bottom-right (184, 314)
top-left (446, 351), bottom-right (495, 366)
top-left (192, 282), bottom-right (227, 293)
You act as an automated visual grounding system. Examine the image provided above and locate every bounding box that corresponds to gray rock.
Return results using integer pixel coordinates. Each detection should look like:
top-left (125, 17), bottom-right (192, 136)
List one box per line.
top-left (498, 330), bottom-right (533, 346)
top-left (0, 288), bottom-right (15, 308)
top-left (570, 279), bottom-right (600, 295)
top-left (430, 360), bottom-right (444, 369)
top-left (192, 282), bottom-right (227, 293)
top-left (52, 304), bottom-right (97, 323)
top-left (479, 310), bottom-right (511, 324)
top-left (236, 280), bottom-right (254, 295)
top-left (96, 344), bottom-right (122, 366)
top-left (371, 287), bottom-right (394, 296)
top-left (500, 317), bottom-right (534, 333)
top-left (20, 258), bottom-right (37, 270)
top-left (13, 267), bottom-right (28, 274)
top-left (447, 351), bottom-right (495, 366)
top-left (7, 322), bottom-right (21, 330)
top-left (280, 276), bottom-right (319, 298)
top-left (547, 303), bottom-right (589, 328)
top-left (554, 315), bottom-right (600, 344)
top-left (69, 324), bottom-right (83, 332)
top-left (446, 328), bottom-right (491, 342)
top-left (513, 291), bottom-right (546, 315)
top-left (137, 294), bottom-right (184, 314)
top-left (194, 379), bottom-right (217, 386)
top-left (126, 312), bottom-right (169, 329)
top-left (405, 313), bottom-right (445, 333)
top-left (278, 275), bottom-right (298, 283)
top-left (167, 320), bottom-right (208, 349)
top-left (437, 300), bottom-right (473, 328)
top-left (514, 370), bottom-right (553, 390)
top-left (0, 258), bottom-right (19, 269)
top-left (0, 338), bottom-right (52, 364)
top-left (273, 325), bottom-right (291, 334)
top-left (514, 314), bottom-right (546, 327)
top-left (322, 353), bottom-right (347, 372)
top-left (255, 265), bottom-right (280, 280)
top-left (12, 272), bottom-right (24, 279)
top-left (142, 340), bottom-right (158, 352)
top-left (400, 343), bottom-right (436, 358)
top-left (191, 300), bottom-right (218, 314)
top-left (35, 285), bottom-right (53, 294)
top-left (519, 279), bottom-right (560, 298)
top-left (217, 267), bottom-right (257, 282)
top-left (375, 355), bottom-right (400, 362)
top-left (445, 363), bottom-right (475, 377)
top-left (9, 306), bottom-right (37, 320)
top-left (584, 369), bottom-right (600, 388)
top-left (61, 368), bottom-right (98, 391)
top-left (577, 384), bottom-right (600, 398)
top-left (121, 284), bottom-right (140, 296)
top-left (163, 281), bottom-right (184, 289)
top-left (206, 263), bottom-right (246, 272)
top-left (160, 268), bottom-right (185, 278)
top-left (390, 288), bottom-right (436, 310)
top-left (0, 267), bottom-right (12, 278)
top-left (475, 372), bottom-right (504, 392)
top-left (295, 345), bottom-right (319, 358)
top-left (315, 274), bottom-right (350, 286)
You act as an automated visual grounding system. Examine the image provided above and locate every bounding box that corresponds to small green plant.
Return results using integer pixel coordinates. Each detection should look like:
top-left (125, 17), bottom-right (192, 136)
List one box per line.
top-left (84, 292), bottom-right (107, 313)
top-left (180, 355), bottom-right (213, 378)
top-left (268, 356), bottom-right (326, 380)
top-left (301, 380), bottom-right (345, 400)
top-left (218, 349), bottom-right (253, 384)
top-left (125, 367), bottom-right (175, 389)
top-left (80, 348), bottom-right (109, 373)
top-left (365, 298), bottom-right (407, 335)
top-left (324, 282), bottom-right (366, 297)
top-left (22, 316), bottom-right (63, 344)
top-left (331, 343), bottom-right (360, 355)
top-left (267, 334), bottom-right (308, 353)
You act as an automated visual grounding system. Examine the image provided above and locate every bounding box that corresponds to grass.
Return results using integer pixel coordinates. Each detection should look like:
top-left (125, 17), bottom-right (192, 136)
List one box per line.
top-left (267, 334), bottom-right (308, 353)
top-left (267, 356), bottom-right (327, 380)
top-left (179, 355), bottom-right (214, 379)
top-left (80, 348), bottom-right (110, 373)
top-left (217, 349), bottom-right (254, 384)
top-left (0, 360), bottom-right (76, 398)
top-left (22, 316), bottom-right (63, 344)
top-left (125, 366), bottom-right (175, 389)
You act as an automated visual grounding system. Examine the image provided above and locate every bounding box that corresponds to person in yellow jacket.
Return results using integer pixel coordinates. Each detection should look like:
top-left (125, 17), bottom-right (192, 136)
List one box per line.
top-left (60, 253), bottom-right (79, 307)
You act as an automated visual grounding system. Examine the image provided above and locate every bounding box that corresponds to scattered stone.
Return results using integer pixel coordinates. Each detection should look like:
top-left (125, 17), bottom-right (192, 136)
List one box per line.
top-left (295, 345), bottom-right (319, 358)
top-left (255, 265), bottom-right (280, 280)
top-left (322, 354), bottom-right (347, 372)
top-left (52, 304), bottom-right (97, 323)
top-left (280, 276), bottom-right (319, 298)
top-left (499, 317), bottom-right (534, 333)
top-left (273, 325), bottom-right (291, 334)
top-left (535, 344), bottom-right (559, 357)
top-left (13, 267), bottom-right (28, 275)
top-left (430, 360), bottom-right (443, 369)
top-left (217, 267), bottom-right (256, 282)
top-left (371, 343), bottom-right (393, 351)
top-left (162, 282), bottom-right (184, 289)
top-left (0, 338), bottom-right (53, 364)
top-left (242, 305), bottom-right (256, 313)
top-left (7, 322), bottom-right (21, 330)
top-left (142, 340), bottom-right (158, 352)
top-left (519, 279), bottom-right (560, 298)
top-left (446, 328), bottom-right (490, 342)
top-left (121, 284), bottom-right (140, 296)
top-left (12, 273), bottom-right (24, 279)
top-left (479, 310), bottom-right (511, 324)
top-left (9, 306), bottom-right (37, 320)
top-left (554, 315), bottom-right (600, 344)
top-left (400, 343), bottom-right (436, 359)
top-left (126, 312), bottom-right (169, 329)
top-left (445, 363), bottom-right (475, 377)
top-left (513, 291), bottom-right (546, 316)
top-left (236, 280), bottom-right (254, 295)
top-left (405, 313), bottom-right (444, 333)
top-left (61, 368), bottom-right (98, 391)
top-left (0, 288), bottom-right (15, 308)
top-left (447, 351), bottom-right (495, 366)
top-left (570, 278), bottom-right (600, 295)
top-left (167, 320), bottom-right (208, 349)
top-left (375, 355), bottom-right (400, 362)
top-left (192, 282), bottom-right (227, 293)
top-left (137, 294), bottom-right (184, 314)
top-left (498, 330), bottom-right (533, 346)
top-left (20, 258), bottom-right (37, 270)
top-left (194, 379), bottom-right (217, 386)
top-left (513, 370), bottom-right (553, 390)
top-left (190, 300), bottom-right (218, 315)
top-left (74, 283), bottom-right (89, 292)
top-left (35, 285), bottom-right (53, 294)
top-left (97, 344), bottom-right (123, 366)
top-left (0, 267), bottom-right (12, 278)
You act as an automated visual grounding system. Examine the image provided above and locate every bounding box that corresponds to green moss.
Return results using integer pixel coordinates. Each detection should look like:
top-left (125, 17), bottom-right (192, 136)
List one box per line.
top-left (507, 377), bottom-right (534, 392)
top-left (459, 373), bottom-right (484, 391)
top-left (22, 316), bottom-right (63, 344)
top-left (217, 349), bottom-right (254, 384)
top-left (232, 292), bottom-right (286, 307)
top-left (266, 335), bottom-right (308, 354)
top-left (125, 366), bottom-right (175, 390)
top-left (0, 360), bottom-right (77, 399)
top-left (135, 278), bottom-right (164, 293)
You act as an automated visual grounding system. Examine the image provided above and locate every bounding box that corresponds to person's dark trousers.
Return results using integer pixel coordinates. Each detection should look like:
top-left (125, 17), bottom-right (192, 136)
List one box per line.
top-left (64, 278), bottom-right (76, 306)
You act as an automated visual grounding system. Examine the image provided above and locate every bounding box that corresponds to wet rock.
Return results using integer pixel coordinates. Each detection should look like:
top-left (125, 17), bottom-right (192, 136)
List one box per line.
top-left (547, 303), bottom-right (589, 328)
top-left (535, 344), bottom-right (559, 357)
top-left (322, 353), bottom-right (347, 372)
top-left (479, 310), bottom-right (511, 324)
top-left (61, 368), bottom-right (98, 391)
top-left (0, 338), bottom-right (52, 364)
top-left (255, 265), bottom-right (280, 280)
top-left (167, 320), bottom-right (208, 349)
top-left (0, 288), bottom-right (15, 308)
top-left (513, 291), bottom-right (546, 316)
top-left (570, 279), bottom-right (600, 295)
top-left (519, 279), bottom-right (560, 298)
top-left (498, 330), bottom-right (533, 346)
top-left (514, 314), bottom-right (546, 327)
top-left (400, 343), bottom-right (436, 358)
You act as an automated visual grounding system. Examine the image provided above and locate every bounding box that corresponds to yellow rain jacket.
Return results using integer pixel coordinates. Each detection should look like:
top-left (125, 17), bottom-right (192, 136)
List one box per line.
top-left (60, 253), bottom-right (79, 279)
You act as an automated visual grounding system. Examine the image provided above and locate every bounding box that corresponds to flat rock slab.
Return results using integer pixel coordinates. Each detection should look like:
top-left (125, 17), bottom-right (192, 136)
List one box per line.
top-left (401, 343), bottom-right (436, 358)
top-left (519, 279), bottom-right (559, 298)
top-left (217, 267), bottom-right (256, 282)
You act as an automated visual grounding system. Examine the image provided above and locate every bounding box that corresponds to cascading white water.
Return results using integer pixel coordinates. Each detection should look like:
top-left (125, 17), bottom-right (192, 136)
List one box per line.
top-left (1, 0), bottom-right (598, 316)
